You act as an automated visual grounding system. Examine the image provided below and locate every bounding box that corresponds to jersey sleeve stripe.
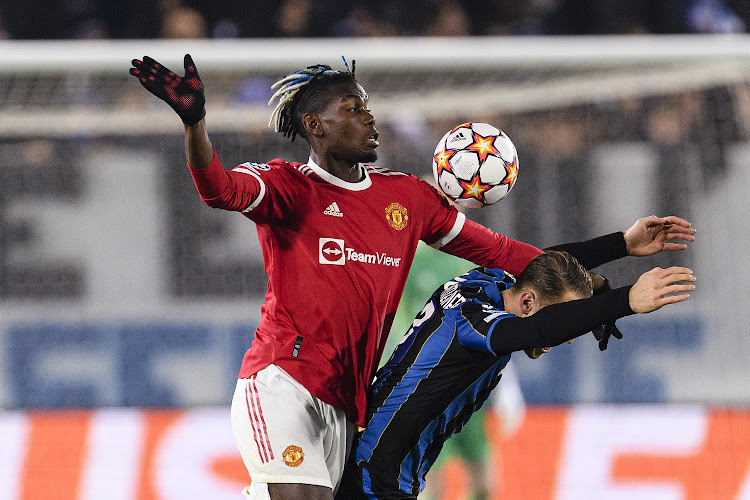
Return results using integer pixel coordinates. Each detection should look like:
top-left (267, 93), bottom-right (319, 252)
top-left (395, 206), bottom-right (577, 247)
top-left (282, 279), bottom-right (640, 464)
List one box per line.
top-left (429, 212), bottom-right (465, 250)
top-left (234, 169), bottom-right (266, 213)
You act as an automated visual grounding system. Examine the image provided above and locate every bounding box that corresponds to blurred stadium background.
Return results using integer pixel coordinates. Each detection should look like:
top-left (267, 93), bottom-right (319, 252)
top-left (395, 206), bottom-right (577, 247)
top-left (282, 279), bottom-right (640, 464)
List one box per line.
top-left (2, 1), bottom-right (750, 499)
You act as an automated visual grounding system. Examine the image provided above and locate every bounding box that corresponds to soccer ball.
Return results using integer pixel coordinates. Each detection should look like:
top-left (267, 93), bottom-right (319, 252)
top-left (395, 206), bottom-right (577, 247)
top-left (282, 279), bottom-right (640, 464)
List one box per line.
top-left (432, 122), bottom-right (519, 208)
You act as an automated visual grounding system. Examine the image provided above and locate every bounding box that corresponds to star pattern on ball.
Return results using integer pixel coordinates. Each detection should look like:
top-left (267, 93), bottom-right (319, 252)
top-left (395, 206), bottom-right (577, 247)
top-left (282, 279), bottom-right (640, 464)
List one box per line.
top-left (466, 132), bottom-right (499, 163)
top-left (434, 148), bottom-right (455, 176)
top-left (502, 157), bottom-right (519, 188)
top-left (459, 176), bottom-right (492, 201)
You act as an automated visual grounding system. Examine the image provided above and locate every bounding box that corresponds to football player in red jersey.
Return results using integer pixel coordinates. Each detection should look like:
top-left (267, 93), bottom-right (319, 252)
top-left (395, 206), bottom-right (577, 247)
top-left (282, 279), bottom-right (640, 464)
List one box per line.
top-left (130, 55), bottom-right (696, 500)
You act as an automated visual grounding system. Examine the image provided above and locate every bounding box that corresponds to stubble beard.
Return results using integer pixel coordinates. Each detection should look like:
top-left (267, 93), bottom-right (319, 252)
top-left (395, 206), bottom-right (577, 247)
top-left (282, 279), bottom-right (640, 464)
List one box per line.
top-left (359, 150), bottom-right (378, 164)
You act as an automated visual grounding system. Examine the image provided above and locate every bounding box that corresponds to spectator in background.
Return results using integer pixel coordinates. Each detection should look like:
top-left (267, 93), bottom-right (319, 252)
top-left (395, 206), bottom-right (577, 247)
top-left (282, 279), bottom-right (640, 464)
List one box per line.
top-left (274, 0), bottom-right (343, 37)
top-left (71, 18), bottom-right (109, 39)
top-left (686, 0), bottom-right (746, 32)
top-left (161, 6), bottom-right (207, 39)
top-left (544, 0), bottom-right (688, 34)
top-left (367, 0), bottom-right (424, 36)
top-left (274, 0), bottom-right (313, 37)
top-left (0, 0), bottom-right (68, 38)
top-left (187, 0), bottom-right (276, 38)
top-left (465, 0), bottom-right (552, 35)
top-left (729, 0), bottom-right (750, 28)
top-left (331, 2), bottom-right (398, 37)
top-left (0, 9), bottom-right (10, 39)
top-left (0, 0), bottom-right (747, 38)
top-left (422, 0), bottom-right (472, 36)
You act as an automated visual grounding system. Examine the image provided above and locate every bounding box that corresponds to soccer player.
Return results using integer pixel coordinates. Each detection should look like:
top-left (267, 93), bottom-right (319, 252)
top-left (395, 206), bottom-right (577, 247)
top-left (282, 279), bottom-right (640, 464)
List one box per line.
top-left (129, 54), bottom-right (546, 500)
top-left (336, 251), bottom-right (696, 499)
top-left (128, 54), bottom-right (695, 500)
top-left (391, 243), bottom-right (520, 500)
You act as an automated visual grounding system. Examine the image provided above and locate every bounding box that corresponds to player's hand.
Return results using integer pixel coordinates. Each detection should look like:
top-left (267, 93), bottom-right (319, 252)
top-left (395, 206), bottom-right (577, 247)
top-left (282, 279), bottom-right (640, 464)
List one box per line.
top-left (130, 54), bottom-right (206, 125)
top-left (592, 321), bottom-right (623, 351)
top-left (623, 215), bottom-right (696, 257)
top-left (590, 274), bottom-right (624, 350)
top-left (629, 266), bottom-right (696, 314)
top-left (524, 347), bottom-right (547, 359)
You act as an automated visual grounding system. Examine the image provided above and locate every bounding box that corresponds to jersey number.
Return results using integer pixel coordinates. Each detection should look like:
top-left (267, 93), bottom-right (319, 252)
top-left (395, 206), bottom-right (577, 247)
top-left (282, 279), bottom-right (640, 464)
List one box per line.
top-left (398, 301), bottom-right (436, 346)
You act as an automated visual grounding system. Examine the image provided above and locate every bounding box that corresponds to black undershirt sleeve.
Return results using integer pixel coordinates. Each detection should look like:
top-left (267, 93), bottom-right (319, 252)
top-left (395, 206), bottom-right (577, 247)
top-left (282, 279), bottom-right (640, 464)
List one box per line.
top-left (545, 231), bottom-right (628, 270)
top-left (489, 286), bottom-right (634, 356)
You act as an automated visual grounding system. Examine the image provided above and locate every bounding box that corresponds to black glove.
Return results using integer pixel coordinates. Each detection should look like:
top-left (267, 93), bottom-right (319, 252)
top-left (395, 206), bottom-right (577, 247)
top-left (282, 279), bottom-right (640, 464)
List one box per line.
top-left (591, 275), bottom-right (624, 351)
top-left (130, 54), bottom-right (206, 125)
top-left (592, 320), bottom-right (623, 351)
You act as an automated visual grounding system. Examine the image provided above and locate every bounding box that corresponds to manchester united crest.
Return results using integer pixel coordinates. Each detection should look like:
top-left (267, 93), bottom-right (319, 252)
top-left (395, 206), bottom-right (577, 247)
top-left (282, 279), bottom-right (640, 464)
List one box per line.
top-left (282, 445), bottom-right (304, 467)
top-left (385, 202), bottom-right (408, 230)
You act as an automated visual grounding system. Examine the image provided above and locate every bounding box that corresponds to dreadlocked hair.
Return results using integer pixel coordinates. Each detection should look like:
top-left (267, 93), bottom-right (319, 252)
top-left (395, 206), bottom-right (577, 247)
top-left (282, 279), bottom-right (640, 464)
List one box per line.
top-left (268, 59), bottom-right (357, 142)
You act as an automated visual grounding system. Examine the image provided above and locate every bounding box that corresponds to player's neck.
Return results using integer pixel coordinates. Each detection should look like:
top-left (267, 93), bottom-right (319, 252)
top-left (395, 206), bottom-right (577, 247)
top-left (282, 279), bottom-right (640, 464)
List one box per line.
top-left (501, 289), bottom-right (523, 316)
top-left (309, 152), bottom-right (364, 183)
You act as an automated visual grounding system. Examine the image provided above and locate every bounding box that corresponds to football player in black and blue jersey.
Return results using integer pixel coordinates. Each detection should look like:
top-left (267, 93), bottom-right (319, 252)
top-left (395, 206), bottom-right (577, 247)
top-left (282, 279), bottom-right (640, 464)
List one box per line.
top-left (337, 235), bottom-right (696, 499)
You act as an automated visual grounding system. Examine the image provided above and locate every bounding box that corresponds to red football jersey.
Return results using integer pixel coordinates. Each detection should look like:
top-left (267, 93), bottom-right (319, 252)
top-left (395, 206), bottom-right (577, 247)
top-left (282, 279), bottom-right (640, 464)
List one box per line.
top-left (189, 152), bottom-right (541, 425)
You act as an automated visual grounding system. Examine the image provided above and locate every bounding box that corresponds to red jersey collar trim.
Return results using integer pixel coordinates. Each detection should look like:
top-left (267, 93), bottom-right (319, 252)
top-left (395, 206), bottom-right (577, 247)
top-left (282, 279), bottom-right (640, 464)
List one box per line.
top-left (306, 158), bottom-right (372, 191)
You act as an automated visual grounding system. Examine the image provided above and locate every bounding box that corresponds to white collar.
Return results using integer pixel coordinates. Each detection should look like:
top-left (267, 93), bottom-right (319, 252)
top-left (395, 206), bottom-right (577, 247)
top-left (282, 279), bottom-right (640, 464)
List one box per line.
top-left (306, 157), bottom-right (372, 191)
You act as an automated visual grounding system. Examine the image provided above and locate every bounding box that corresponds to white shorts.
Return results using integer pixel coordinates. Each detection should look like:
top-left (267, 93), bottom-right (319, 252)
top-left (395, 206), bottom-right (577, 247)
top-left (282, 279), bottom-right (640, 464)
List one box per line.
top-left (230, 364), bottom-right (356, 499)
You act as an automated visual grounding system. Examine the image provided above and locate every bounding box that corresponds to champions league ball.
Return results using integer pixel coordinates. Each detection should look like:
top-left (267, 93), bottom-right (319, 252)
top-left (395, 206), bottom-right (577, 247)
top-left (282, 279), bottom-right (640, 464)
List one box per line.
top-left (432, 122), bottom-right (519, 208)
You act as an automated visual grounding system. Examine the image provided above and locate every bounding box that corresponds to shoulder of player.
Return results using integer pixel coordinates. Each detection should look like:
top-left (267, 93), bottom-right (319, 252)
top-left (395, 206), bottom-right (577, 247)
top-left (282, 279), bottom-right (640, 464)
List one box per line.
top-left (231, 159), bottom-right (311, 180)
top-left (450, 268), bottom-right (514, 303)
top-left (463, 267), bottom-right (515, 285)
top-left (364, 168), bottom-right (455, 205)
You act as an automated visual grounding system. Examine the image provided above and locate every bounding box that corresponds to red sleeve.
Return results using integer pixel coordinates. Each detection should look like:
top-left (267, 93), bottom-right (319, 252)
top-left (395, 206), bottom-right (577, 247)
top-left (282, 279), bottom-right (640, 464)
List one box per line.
top-left (439, 218), bottom-right (543, 276)
top-left (188, 150), bottom-right (262, 211)
top-left (188, 152), bottom-right (298, 222)
top-left (416, 178), bottom-right (462, 244)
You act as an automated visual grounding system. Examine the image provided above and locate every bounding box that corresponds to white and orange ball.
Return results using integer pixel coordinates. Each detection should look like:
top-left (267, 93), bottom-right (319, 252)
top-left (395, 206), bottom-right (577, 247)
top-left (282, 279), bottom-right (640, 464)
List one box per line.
top-left (432, 122), bottom-right (519, 208)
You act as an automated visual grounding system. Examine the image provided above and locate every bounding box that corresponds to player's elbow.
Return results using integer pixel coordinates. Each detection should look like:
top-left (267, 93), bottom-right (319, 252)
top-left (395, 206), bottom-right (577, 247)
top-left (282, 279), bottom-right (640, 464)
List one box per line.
top-left (200, 195), bottom-right (241, 211)
top-left (202, 196), bottom-right (225, 208)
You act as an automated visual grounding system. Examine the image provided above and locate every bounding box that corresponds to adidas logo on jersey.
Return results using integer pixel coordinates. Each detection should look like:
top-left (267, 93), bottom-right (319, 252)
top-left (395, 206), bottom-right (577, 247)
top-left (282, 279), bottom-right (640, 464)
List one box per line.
top-left (324, 202), bottom-right (343, 217)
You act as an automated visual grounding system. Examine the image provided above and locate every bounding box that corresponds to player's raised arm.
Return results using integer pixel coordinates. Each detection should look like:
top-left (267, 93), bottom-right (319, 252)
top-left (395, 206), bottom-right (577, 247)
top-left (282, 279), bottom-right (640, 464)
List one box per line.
top-left (545, 215), bottom-right (695, 270)
top-left (130, 54), bottom-right (214, 168)
top-left (130, 53), bottom-right (272, 214)
top-left (543, 214), bottom-right (695, 349)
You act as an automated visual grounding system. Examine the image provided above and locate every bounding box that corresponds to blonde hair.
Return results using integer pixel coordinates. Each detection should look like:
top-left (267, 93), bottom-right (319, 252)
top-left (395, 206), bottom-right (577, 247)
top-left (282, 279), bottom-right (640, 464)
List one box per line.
top-left (514, 251), bottom-right (593, 304)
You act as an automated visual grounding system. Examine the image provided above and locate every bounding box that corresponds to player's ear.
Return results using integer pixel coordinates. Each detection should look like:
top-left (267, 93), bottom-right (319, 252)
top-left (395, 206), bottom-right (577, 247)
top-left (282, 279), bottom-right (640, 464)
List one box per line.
top-left (519, 290), bottom-right (537, 316)
top-left (302, 113), bottom-right (323, 137)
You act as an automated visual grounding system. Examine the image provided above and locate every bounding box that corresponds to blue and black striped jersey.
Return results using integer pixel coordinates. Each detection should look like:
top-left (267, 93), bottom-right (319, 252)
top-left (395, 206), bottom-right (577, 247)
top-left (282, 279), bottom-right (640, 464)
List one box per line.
top-left (344, 267), bottom-right (518, 499)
